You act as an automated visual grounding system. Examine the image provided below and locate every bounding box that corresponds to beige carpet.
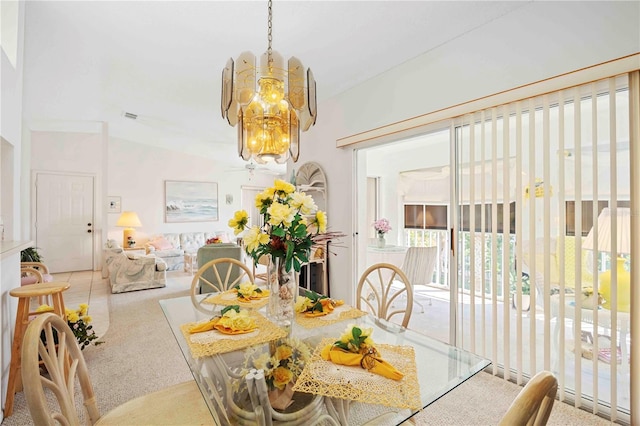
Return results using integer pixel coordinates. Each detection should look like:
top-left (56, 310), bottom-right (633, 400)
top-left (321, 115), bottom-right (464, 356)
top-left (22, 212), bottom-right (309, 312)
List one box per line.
top-left (2, 271), bottom-right (615, 425)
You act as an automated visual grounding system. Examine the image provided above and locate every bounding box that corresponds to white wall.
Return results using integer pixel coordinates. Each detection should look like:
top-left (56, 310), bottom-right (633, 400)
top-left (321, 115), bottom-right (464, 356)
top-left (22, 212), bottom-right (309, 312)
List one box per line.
top-left (30, 128), bottom-right (106, 269)
top-left (28, 130), bottom-right (282, 266)
top-left (295, 1), bottom-right (640, 304)
top-left (0, 1), bottom-right (26, 418)
top-left (107, 137), bottom-right (279, 245)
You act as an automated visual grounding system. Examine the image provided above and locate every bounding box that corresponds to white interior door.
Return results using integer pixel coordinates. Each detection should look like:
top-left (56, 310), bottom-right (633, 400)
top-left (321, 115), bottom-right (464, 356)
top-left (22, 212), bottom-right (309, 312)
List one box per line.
top-left (35, 173), bottom-right (94, 273)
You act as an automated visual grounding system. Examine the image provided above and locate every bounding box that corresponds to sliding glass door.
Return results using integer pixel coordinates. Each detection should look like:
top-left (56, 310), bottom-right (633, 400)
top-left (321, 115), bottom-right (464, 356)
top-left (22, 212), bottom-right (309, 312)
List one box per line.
top-left (454, 75), bottom-right (631, 421)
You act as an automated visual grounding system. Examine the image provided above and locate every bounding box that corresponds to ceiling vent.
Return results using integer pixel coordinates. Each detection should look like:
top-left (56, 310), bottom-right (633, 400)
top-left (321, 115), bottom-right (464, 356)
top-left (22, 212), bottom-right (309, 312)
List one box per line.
top-left (123, 112), bottom-right (138, 120)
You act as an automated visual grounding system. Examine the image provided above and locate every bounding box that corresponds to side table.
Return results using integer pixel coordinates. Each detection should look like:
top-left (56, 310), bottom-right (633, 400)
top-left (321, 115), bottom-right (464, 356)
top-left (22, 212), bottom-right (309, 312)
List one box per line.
top-left (184, 252), bottom-right (197, 275)
top-left (551, 294), bottom-right (630, 373)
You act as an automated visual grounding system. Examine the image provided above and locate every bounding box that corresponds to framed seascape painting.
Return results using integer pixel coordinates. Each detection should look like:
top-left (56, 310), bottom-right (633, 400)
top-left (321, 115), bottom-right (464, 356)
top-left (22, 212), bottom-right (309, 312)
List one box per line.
top-left (165, 181), bottom-right (219, 223)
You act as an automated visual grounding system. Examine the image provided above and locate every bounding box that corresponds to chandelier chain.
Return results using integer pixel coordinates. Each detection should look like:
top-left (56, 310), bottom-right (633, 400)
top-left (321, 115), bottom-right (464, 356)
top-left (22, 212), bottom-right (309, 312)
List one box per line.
top-left (267, 0), bottom-right (273, 67)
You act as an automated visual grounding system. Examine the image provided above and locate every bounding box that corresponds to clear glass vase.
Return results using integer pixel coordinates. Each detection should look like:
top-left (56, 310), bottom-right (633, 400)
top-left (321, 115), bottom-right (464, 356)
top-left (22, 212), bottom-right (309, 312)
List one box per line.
top-left (267, 256), bottom-right (297, 331)
top-left (376, 235), bottom-right (386, 248)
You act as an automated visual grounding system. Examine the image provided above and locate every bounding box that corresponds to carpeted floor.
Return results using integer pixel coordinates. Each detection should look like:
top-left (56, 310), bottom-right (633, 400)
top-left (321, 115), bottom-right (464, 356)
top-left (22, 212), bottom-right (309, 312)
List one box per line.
top-left (2, 272), bottom-right (615, 425)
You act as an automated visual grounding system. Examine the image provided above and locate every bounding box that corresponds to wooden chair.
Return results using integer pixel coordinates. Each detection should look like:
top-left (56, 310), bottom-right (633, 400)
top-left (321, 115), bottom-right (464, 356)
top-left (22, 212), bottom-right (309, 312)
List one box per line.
top-left (5, 282), bottom-right (70, 417)
top-left (190, 257), bottom-right (255, 315)
top-left (20, 261), bottom-right (54, 286)
top-left (498, 371), bottom-right (558, 426)
top-left (356, 263), bottom-right (414, 328)
top-left (21, 313), bottom-right (214, 425)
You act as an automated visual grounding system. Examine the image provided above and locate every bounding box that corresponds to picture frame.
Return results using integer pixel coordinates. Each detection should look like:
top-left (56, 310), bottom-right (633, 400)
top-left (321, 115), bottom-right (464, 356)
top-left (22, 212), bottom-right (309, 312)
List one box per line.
top-left (108, 196), bottom-right (121, 213)
top-left (165, 180), bottom-right (218, 223)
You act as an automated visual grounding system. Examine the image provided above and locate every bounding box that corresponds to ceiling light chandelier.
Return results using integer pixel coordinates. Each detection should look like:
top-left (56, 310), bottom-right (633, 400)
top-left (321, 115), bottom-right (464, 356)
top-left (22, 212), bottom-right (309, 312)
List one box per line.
top-left (221, 0), bottom-right (317, 164)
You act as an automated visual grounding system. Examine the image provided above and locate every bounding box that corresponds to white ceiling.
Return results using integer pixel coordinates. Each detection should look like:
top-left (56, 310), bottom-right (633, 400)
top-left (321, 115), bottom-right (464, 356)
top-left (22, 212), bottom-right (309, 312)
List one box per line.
top-left (21, 1), bottom-right (527, 170)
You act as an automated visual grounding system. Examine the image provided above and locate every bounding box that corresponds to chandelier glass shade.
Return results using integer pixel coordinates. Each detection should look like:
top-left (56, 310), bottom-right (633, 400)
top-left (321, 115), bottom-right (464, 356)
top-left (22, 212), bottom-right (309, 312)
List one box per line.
top-left (221, 1), bottom-right (317, 164)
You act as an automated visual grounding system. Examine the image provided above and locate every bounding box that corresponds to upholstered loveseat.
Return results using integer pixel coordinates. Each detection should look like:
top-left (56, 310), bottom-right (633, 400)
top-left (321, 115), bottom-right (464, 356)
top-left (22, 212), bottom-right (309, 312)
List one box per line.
top-left (103, 246), bottom-right (167, 293)
top-left (145, 232), bottom-right (233, 271)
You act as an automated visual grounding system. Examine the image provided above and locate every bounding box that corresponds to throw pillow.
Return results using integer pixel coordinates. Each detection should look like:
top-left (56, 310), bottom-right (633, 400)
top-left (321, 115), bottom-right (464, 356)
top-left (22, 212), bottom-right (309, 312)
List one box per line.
top-left (150, 237), bottom-right (174, 251)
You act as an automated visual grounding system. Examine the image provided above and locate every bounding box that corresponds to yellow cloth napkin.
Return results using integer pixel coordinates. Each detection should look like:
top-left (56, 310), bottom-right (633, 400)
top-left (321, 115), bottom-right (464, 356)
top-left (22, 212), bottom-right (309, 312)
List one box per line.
top-left (188, 317), bottom-right (220, 334)
top-left (320, 344), bottom-right (404, 381)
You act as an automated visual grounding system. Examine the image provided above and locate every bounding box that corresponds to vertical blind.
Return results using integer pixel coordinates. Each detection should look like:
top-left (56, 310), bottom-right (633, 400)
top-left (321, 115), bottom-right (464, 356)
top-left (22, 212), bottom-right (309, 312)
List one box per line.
top-left (454, 75), bottom-right (632, 422)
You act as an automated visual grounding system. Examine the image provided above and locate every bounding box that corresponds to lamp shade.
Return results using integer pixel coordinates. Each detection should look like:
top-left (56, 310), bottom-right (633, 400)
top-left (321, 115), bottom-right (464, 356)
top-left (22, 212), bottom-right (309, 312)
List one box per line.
top-left (583, 207), bottom-right (631, 254)
top-left (583, 207), bottom-right (631, 312)
top-left (116, 211), bottom-right (142, 228)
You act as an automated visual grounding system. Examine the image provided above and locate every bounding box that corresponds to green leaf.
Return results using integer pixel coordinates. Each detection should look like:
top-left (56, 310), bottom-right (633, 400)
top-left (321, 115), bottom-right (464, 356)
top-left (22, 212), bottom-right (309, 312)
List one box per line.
top-left (352, 327), bottom-right (362, 340)
top-left (272, 227), bottom-right (285, 237)
top-left (221, 305), bottom-right (240, 315)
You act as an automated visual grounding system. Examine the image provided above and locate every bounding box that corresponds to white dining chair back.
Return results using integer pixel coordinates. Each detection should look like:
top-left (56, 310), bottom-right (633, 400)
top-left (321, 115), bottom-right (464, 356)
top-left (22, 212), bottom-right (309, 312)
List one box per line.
top-left (357, 263), bottom-right (414, 328)
top-left (21, 313), bottom-right (212, 425)
top-left (401, 246), bottom-right (437, 313)
top-left (191, 257), bottom-right (254, 315)
top-left (498, 370), bottom-right (558, 426)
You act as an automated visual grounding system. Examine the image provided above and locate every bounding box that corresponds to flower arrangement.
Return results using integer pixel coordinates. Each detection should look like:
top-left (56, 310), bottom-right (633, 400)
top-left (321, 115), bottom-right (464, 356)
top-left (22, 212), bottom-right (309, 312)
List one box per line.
top-left (295, 290), bottom-right (344, 316)
top-left (216, 305), bottom-right (257, 333)
top-left (321, 323), bottom-right (404, 380)
top-left (333, 324), bottom-right (375, 354)
top-left (206, 236), bottom-right (222, 244)
top-left (250, 338), bottom-right (311, 391)
top-left (36, 303), bottom-right (103, 350)
top-left (228, 179), bottom-right (327, 273)
top-left (373, 218), bottom-right (392, 237)
top-left (126, 236), bottom-right (136, 247)
top-left (234, 281), bottom-right (268, 301)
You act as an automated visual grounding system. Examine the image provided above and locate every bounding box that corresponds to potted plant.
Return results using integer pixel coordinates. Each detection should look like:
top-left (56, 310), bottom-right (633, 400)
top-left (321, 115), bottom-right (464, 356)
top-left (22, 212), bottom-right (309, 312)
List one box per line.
top-left (20, 246), bottom-right (43, 263)
top-left (510, 271), bottom-right (531, 312)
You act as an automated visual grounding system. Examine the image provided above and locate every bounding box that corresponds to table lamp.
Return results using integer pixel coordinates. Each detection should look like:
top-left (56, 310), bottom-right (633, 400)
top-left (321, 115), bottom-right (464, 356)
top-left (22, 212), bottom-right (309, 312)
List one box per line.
top-left (583, 207), bottom-right (631, 312)
top-left (116, 211), bottom-right (142, 248)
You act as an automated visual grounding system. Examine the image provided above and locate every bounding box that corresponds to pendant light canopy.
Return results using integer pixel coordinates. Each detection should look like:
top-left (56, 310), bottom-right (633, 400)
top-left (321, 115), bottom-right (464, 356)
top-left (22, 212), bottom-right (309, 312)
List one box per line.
top-left (221, 0), bottom-right (317, 164)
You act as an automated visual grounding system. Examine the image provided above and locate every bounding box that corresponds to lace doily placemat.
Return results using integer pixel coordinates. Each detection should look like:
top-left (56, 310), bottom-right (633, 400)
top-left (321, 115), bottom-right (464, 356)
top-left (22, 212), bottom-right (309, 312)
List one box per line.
top-left (180, 312), bottom-right (286, 358)
top-left (295, 305), bottom-right (366, 329)
top-left (292, 338), bottom-right (421, 410)
top-left (202, 289), bottom-right (269, 310)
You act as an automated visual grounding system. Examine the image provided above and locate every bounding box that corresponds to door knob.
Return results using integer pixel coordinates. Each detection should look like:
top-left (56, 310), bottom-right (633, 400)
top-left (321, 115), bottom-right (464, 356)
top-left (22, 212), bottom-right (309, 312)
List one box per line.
top-left (87, 223), bottom-right (92, 226)
top-left (87, 230), bottom-right (92, 233)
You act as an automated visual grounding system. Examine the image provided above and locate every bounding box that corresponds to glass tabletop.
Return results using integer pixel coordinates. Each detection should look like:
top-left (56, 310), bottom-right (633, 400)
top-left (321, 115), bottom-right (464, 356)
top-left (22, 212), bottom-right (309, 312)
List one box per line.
top-left (160, 293), bottom-right (490, 425)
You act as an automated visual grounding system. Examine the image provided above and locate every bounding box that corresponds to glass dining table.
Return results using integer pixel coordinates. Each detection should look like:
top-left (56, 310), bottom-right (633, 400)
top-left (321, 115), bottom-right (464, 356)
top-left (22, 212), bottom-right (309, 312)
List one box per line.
top-left (159, 292), bottom-right (491, 425)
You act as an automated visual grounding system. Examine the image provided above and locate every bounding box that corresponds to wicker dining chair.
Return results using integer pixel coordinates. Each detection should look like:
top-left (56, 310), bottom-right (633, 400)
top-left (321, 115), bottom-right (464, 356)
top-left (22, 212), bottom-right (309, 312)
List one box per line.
top-left (498, 370), bottom-right (558, 426)
top-left (190, 257), bottom-right (255, 315)
top-left (356, 263), bottom-right (414, 327)
top-left (21, 313), bottom-right (214, 425)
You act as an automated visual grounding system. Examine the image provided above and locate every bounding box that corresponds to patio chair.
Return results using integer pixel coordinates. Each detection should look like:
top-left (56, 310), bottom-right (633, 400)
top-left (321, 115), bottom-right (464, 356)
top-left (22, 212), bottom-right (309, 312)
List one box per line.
top-left (21, 313), bottom-right (214, 425)
top-left (357, 263), bottom-right (413, 327)
top-left (498, 370), bottom-right (557, 426)
top-left (400, 246), bottom-right (437, 313)
top-left (190, 257), bottom-right (254, 315)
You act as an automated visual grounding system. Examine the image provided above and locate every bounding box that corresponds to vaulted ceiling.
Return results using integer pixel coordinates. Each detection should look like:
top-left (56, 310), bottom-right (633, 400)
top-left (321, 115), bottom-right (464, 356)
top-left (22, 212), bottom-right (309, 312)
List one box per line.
top-left (21, 1), bottom-right (526, 170)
